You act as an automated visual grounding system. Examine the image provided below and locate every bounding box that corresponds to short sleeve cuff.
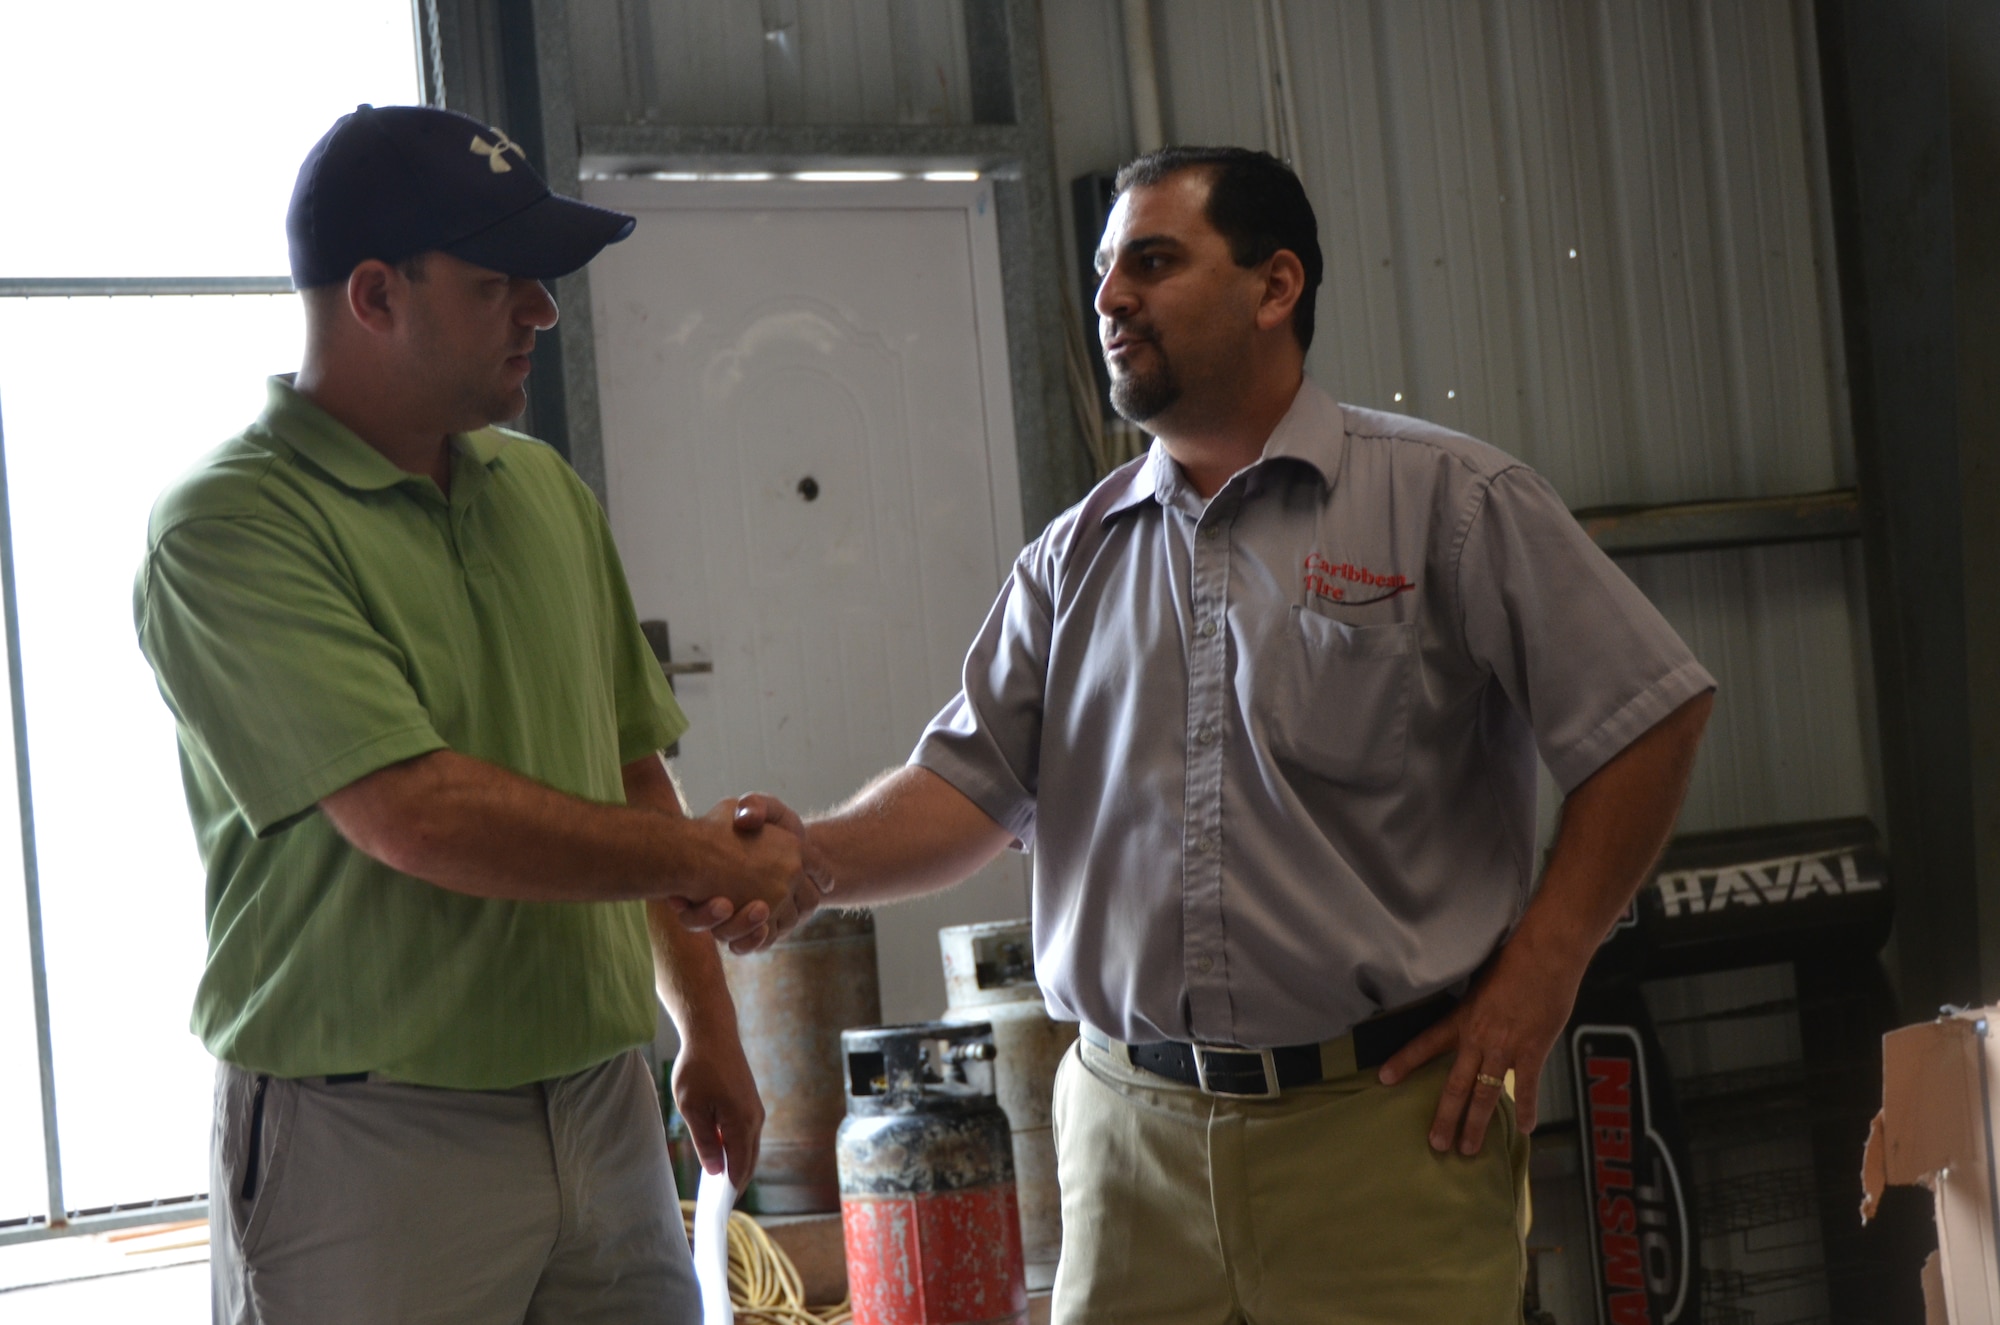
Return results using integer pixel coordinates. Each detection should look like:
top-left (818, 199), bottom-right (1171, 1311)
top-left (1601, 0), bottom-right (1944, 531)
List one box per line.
top-left (910, 740), bottom-right (1037, 850)
top-left (619, 708), bottom-right (689, 766)
top-left (240, 723), bottom-right (450, 838)
top-left (617, 653), bottom-right (690, 765)
top-left (1545, 659), bottom-right (1717, 794)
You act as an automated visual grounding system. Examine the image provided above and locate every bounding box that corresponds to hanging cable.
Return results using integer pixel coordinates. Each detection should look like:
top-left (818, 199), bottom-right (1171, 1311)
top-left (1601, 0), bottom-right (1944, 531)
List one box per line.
top-left (1060, 279), bottom-right (1116, 478)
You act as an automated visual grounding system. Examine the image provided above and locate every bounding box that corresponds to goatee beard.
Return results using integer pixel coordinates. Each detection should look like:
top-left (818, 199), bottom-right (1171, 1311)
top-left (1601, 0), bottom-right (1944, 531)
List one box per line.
top-left (1108, 356), bottom-right (1181, 424)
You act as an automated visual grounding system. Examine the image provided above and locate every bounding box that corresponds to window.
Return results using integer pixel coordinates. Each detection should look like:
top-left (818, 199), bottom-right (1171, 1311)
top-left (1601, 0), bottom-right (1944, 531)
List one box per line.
top-left (0, 0), bottom-right (419, 1240)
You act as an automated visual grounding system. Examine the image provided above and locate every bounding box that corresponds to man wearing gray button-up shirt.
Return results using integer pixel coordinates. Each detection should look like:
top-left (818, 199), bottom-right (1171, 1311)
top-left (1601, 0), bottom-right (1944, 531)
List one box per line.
top-left (728, 148), bottom-right (1712, 1322)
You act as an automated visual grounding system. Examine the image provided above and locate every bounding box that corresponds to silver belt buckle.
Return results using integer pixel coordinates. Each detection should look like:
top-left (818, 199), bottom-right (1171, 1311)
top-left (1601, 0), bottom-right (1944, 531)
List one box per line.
top-left (1192, 1043), bottom-right (1282, 1098)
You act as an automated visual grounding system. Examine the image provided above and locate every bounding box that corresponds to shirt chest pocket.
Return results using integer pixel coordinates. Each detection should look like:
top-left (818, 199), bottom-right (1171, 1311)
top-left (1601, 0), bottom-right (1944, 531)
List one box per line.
top-left (1235, 606), bottom-right (1415, 789)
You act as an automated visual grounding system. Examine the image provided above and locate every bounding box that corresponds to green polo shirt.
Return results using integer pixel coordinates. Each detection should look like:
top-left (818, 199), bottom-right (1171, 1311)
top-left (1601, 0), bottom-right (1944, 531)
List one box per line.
top-left (135, 377), bottom-right (687, 1088)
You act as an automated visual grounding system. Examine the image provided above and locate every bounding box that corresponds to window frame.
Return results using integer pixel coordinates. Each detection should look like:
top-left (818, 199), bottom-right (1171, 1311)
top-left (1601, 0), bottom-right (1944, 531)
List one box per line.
top-left (0, 272), bottom-right (289, 1246)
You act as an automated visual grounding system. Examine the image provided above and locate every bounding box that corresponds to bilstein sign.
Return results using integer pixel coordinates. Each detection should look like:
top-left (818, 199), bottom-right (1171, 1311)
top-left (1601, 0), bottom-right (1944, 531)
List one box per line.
top-left (1571, 1024), bottom-right (1692, 1325)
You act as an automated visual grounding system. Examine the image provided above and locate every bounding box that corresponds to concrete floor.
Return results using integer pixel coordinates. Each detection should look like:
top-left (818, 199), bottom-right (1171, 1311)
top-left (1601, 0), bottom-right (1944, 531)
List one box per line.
top-left (0, 1231), bottom-right (1053, 1323)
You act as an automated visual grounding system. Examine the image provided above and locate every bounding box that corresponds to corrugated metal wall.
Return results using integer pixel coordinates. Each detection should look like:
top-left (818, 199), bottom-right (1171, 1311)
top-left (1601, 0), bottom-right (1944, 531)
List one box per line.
top-left (566, 0), bottom-right (972, 126)
top-left (1046, 0), bottom-right (1870, 838)
top-left (1053, 0), bottom-right (1848, 504)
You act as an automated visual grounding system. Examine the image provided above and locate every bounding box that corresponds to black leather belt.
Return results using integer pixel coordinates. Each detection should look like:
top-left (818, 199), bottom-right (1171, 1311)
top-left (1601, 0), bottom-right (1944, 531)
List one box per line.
top-left (1083, 993), bottom-right (1458, 1098)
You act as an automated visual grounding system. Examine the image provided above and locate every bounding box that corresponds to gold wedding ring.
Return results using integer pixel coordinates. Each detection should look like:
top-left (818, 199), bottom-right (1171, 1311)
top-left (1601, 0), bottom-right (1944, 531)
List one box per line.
top-left (1474, 1072), bottom-right (1505, 1089)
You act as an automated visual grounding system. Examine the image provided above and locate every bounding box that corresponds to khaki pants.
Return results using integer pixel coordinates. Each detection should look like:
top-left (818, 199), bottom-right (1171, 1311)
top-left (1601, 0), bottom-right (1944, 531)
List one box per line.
top-left (1050, 1037), bottom-right (1526, 1325)
top-left (210, 1049), bottom-right (699, 1325)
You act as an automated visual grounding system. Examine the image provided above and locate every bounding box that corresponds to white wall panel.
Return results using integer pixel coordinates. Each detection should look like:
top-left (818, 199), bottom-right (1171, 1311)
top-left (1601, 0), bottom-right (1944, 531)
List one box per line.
top-left (568, 0), bottom-right (971, 127)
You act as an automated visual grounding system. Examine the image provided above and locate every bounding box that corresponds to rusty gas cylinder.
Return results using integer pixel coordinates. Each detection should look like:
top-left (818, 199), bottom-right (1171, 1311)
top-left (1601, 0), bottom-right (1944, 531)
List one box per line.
top-left (938, 919), bottom-right (1074, 1293)
top-left (837, 1022), bottom-right (1027, 1325)
top-left (723, 909), bottom-right (881, 1213)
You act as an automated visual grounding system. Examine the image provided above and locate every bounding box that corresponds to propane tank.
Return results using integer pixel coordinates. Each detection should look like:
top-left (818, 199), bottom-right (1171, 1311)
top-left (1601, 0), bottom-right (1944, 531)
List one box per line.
top-left (722, 909), bottom-right (881, 1213)
top-left (938, 919), bottom-right (1075, 1293)
top-left (837, 1022), bottom-right (1027, 1325)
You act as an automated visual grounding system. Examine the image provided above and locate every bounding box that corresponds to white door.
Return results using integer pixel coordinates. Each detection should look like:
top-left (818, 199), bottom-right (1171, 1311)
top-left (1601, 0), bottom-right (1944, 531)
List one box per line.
top-left (585, 178), bottom-right (1029, 1022)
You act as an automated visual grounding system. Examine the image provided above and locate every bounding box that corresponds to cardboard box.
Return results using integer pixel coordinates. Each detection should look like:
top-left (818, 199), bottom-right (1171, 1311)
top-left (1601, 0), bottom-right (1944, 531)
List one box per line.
top-left (1862, 1009), bottom-right (2000, 1323)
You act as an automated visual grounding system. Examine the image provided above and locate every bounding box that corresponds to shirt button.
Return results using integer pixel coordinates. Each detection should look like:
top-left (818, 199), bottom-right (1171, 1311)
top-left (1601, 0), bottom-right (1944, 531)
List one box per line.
top-left (1196, 956), bottom-right (1215, 974)
top-left (1200, 620), bottom-right (1218, 639)
top-left (1198, 724), bottom-right (1217, 745)
top-left (1196, 835), bottom-right (1216, 854)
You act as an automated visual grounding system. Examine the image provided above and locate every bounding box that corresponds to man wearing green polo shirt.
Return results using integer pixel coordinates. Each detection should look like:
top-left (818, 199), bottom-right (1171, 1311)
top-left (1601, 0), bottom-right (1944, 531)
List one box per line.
top-left (135, 106), bottom-right (804, 1324)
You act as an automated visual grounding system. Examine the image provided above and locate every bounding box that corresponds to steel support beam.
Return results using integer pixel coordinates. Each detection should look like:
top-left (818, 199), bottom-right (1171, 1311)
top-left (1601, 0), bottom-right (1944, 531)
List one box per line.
top-left (986, 0), bottom-right (1095, 534)
top-left (411, 0), bottom-right (600, 477)
top-left (0, 392), bottom-right (63, 1232)
top-left (1574, 489), bottom-right (1862, 558)
top-left (579, 122), bottom-right (1026, 175)
top-left (0, 1197), bottom-right (209, 1249)
top-left (0, 278), bottom-right (292, 298)
top-left (1816, 0), bottom-right (1978, 1022)
top-left (1952, 0), bottom-right (2000, 1012)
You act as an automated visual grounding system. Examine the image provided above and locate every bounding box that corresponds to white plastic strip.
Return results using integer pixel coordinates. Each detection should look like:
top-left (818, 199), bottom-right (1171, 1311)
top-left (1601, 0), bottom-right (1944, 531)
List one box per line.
top-left (693, 1167), bottom-right (737, 1325)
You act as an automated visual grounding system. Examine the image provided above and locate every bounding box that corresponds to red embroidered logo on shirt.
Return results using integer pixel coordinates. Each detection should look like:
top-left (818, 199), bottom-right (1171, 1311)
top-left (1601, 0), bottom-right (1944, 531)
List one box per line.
top-left (1304, 553), bottom-right (1414, 605)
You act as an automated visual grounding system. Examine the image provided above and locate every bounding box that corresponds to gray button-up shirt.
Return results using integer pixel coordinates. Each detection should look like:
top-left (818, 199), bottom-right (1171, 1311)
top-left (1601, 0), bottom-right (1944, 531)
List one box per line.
top-left (914, 380), bottom-right (1715, 1048)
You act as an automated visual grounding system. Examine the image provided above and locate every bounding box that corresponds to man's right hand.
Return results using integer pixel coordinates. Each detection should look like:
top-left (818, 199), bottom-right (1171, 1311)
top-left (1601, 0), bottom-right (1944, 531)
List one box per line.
top-left (673, 798), bottom-right (818, 952)
top-left (663, 767), bottom-right (1012, 934)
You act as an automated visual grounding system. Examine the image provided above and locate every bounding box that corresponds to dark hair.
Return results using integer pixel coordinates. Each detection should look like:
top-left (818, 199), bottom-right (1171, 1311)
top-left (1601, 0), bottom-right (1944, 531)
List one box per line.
top-left (1113, 147), bottom-right (1324, 353)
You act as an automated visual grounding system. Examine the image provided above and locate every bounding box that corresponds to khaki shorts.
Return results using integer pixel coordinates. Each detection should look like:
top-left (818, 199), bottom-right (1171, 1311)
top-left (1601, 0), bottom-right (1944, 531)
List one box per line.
top-left (209, 1049), bottom-right (698, 1325)
top-left (1050, 1036), bottom-right (1527, 1325)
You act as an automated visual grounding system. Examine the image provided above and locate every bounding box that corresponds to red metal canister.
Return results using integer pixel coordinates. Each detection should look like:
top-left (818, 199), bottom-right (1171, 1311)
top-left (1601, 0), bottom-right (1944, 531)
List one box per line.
top-left (837, 1022), bottom-right (1027, 1325)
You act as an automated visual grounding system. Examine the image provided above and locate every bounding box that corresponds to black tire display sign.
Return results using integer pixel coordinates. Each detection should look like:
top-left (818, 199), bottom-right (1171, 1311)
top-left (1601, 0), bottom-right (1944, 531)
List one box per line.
top-left (1570, 1019), bottom-right (1696, 1325)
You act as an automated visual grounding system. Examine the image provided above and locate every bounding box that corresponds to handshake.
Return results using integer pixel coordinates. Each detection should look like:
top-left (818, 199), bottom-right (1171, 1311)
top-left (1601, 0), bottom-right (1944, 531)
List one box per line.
top-left (668, 793), bottom-right (832, 953)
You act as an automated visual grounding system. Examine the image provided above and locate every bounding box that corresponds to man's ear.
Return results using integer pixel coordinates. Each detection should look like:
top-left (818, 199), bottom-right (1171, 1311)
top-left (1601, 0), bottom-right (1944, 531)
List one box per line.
top-left (345, 260), bottom-right (401, 335)
top-left (1255, 250), bottom-right (1306, 334)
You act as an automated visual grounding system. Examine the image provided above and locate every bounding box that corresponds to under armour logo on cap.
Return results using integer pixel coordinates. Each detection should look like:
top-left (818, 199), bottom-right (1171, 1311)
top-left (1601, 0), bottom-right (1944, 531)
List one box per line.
top-left (285, 104), bottom-right (635, 288)
top-left (470, 131), bottom-right (527, 173)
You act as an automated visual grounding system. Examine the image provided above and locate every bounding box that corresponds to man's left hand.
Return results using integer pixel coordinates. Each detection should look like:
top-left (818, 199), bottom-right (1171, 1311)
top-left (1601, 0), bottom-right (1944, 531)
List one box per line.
top-left (1376, 694), bottom-right (1714, 1155)
top-left (1375, 936), bottom-right (1579, 1155)
top-left (671, 1021), bottom-right (765, 1188)
top-left (668, 794), bottom-right (831, 953)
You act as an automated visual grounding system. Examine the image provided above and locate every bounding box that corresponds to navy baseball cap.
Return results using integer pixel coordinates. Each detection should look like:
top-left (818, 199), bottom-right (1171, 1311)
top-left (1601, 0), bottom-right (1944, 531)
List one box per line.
top-left (286, 104), bottom-right (635, 289)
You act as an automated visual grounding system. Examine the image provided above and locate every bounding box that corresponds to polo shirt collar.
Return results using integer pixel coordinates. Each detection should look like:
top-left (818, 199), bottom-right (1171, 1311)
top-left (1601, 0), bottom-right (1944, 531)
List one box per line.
top-left (261, 376), bottom-right (506, 492)
top-left (1098, 376), bottom-right (1347, 523)
top-left (455, 425), bottom-right (510, 467)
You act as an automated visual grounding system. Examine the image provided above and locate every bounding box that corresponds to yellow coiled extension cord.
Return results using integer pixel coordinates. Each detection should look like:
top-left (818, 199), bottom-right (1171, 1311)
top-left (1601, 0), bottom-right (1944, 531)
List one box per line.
top-left (678, 1201), bottom-right (854, 1325)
